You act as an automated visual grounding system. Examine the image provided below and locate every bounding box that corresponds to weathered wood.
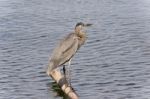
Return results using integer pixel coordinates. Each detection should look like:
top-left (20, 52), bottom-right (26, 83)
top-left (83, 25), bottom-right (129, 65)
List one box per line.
top-left (48, 69), bottom-right (78, 99)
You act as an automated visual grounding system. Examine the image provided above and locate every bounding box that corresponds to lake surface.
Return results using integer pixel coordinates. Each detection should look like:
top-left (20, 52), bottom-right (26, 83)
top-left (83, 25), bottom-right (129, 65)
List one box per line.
top-left (0, 0), bottom-right (150, 99)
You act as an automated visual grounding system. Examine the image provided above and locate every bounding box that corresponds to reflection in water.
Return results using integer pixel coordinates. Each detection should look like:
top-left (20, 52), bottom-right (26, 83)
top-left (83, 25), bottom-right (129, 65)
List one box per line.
top-left (48, 82), bottom-right (68, 99)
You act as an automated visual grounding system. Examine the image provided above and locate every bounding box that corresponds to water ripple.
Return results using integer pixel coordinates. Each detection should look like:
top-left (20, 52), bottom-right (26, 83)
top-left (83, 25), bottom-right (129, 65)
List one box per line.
top-left (1, 0), bottom-right (150, 99)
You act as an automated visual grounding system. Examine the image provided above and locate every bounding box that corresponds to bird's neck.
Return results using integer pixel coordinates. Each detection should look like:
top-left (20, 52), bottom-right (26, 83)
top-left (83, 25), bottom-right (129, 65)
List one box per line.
top-left (75, 31), bottom-right (87, 46)
top-left (74, 29), bottom-right (86, 37)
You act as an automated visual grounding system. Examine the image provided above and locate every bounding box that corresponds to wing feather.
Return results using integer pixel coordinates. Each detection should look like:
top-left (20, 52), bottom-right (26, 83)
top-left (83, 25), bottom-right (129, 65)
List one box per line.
top-left (50, 33), bottom-right (79, 66)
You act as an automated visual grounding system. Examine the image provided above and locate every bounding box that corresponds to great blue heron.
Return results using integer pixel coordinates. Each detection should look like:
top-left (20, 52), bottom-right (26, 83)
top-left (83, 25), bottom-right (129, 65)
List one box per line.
top-left (47, 22), bottom-right (92, 85)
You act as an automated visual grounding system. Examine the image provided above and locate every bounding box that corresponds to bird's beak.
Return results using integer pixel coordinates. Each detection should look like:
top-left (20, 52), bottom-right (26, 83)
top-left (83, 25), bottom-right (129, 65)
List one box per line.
top-left (84, 23), bottom-right (92, 27)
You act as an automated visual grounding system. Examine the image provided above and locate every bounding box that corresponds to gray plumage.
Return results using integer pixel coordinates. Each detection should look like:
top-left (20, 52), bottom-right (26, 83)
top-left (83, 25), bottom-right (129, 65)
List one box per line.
top-left (47, 22), bottom-right (92, 75)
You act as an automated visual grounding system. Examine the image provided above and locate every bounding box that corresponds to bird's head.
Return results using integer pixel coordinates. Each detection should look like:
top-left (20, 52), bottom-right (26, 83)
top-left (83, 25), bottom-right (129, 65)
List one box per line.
top-left (75, 22), bottom-right (92, 34)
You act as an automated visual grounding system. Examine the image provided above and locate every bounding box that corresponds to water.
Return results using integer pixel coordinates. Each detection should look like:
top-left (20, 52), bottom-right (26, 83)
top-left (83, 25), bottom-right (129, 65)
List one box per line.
top-left (0, 0), bottom-right (150, 99)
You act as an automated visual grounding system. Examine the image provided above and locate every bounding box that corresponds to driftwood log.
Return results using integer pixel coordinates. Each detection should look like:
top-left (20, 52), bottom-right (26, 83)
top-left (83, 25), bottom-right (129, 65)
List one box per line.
top-left (49, 69), bottom-right (78, 99)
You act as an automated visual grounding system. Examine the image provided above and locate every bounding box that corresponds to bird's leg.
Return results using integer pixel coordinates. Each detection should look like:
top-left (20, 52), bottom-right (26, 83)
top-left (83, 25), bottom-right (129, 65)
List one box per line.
top-left (63, 65), bottom-right (67, 79)
top-left (67, 59), bottom-right (72, 86)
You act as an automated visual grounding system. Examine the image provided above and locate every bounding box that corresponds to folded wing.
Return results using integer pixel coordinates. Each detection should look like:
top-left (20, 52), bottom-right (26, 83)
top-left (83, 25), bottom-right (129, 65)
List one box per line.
top-left (50, 33), bottom-right (79, 67)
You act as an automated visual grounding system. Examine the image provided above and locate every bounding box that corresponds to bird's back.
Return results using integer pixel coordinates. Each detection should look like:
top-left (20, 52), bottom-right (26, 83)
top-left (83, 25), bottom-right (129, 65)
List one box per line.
top-left (49, 33), bottom-right (79, 68)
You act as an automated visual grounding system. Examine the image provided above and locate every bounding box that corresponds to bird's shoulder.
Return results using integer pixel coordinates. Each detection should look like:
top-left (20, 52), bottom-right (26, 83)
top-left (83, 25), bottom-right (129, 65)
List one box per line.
top-left (59, 33), bottom-right (77, 44)
top-left (63, 32), bottom-right (76, 40)
top-left (58, 33), bottom-right (78, 52)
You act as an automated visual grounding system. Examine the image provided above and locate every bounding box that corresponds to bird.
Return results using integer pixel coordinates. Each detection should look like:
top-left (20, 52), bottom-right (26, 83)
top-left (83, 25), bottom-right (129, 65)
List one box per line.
top-left (46, 22), bottom-right (92, 85)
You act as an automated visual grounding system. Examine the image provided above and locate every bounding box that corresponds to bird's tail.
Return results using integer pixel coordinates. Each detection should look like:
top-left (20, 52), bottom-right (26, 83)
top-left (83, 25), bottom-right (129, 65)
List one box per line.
top-left (46, 62), bottom-right (56, 76)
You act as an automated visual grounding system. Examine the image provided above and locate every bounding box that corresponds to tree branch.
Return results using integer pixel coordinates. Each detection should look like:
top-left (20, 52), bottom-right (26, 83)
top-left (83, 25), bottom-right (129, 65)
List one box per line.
top-left (49, 69), bottom-right (78, 99)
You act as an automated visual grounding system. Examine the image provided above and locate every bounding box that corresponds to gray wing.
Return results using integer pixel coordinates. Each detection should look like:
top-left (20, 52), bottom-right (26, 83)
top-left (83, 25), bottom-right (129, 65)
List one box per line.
top-left (50, 33), bottom-right (79, 66)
